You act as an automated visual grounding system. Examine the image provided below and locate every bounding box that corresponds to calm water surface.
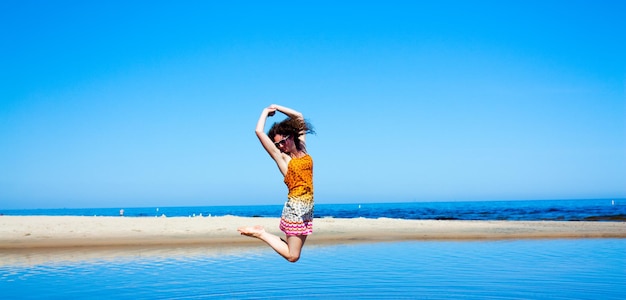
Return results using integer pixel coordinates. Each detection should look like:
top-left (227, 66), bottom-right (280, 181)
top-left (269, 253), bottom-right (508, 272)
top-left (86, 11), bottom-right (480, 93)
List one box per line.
top-left (1, 239), bottom-right (625, 299)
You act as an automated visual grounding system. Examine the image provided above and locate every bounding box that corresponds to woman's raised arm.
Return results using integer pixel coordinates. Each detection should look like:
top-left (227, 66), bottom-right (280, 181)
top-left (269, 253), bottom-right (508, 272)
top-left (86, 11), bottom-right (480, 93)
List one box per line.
top-left (255, 106), bottom-right (289, 175)
top-left (270, 104), bottom-right (303, 121)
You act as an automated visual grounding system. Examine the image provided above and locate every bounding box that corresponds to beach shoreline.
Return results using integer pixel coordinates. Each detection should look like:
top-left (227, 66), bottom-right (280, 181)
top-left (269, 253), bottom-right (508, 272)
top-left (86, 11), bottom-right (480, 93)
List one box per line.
top-left (2, 215), bottom-right (625, 249)
top-left (1, 216), bottom-right (625, 266)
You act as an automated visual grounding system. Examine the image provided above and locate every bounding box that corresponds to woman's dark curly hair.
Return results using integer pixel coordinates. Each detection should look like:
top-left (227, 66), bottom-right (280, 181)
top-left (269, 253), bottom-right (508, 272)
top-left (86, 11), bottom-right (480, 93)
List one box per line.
top-left (268, 118), bottom-right (315, 151)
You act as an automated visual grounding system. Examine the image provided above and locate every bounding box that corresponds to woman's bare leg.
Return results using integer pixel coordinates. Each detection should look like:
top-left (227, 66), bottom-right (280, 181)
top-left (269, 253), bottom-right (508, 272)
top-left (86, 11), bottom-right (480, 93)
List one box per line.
top-left (238, 225), bottom-right (307, 263)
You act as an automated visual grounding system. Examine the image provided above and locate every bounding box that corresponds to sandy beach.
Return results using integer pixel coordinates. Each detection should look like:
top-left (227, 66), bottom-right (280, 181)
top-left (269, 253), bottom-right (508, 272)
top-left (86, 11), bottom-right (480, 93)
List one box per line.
top-left (1, 216), bottom-right (625, 266)
top-left (2, 215), bottom-right (625, 249)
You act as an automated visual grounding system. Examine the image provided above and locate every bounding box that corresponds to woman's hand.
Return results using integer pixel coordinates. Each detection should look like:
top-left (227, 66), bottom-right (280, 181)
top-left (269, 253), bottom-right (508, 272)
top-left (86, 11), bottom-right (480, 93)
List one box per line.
top-left (266, 105), bottom-right (278, 117)
top-left (268, 104), bottom-right (303, 120)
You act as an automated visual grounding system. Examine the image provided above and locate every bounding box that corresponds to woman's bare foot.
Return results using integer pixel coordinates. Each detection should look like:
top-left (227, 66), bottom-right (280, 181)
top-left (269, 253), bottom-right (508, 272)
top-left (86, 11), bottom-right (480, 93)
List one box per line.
top-left (238, 225), bottom-right (266, 237)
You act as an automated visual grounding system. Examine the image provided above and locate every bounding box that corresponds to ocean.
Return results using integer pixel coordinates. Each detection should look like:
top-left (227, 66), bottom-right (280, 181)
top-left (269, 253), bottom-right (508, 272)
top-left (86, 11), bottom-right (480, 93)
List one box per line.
top-left (2, 198), bottom-right (625, 221)
top-left (1, 199), bottom-right (625, 299)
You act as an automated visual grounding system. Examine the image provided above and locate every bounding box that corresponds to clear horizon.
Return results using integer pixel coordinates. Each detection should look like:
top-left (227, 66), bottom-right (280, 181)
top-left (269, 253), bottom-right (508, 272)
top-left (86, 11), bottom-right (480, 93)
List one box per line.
top-left (2, 1), bottom-right (625, 210)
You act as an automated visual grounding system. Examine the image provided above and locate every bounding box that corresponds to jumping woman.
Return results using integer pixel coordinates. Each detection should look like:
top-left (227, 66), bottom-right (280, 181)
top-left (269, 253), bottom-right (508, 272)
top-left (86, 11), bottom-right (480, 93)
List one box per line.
top-left (238, 104), bottom-right (315, 263)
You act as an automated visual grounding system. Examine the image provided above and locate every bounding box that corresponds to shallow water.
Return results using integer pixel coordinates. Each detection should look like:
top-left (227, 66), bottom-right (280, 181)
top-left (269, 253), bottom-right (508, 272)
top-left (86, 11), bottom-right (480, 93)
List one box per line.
top-left (1, 239), bottom-right (625, 299)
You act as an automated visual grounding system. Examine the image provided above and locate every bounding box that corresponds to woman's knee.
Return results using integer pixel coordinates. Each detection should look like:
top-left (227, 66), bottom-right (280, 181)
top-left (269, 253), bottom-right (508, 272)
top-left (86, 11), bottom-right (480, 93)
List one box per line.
top-left (285, 235), bottom-right (305, 263)
top-left (287, 255), bottom-right (300, 263)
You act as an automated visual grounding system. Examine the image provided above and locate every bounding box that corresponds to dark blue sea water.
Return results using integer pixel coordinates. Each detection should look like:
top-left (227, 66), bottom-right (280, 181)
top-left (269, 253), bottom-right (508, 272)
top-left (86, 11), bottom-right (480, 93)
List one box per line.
top-left (2, 199), bottom-right (625, 221)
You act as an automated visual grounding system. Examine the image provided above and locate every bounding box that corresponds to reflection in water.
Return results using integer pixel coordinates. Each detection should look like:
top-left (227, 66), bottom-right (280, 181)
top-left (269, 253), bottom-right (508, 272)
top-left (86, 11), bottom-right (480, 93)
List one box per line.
top-left (0, 245), bottom-right (260, 267)
top-left (2, 239), bottom-right (625, 299)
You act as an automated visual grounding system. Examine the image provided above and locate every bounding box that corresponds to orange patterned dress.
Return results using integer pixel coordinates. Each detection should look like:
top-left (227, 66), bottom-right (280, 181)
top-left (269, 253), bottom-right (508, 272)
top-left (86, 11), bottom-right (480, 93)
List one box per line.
top-left (279, 154), bottom-right (314, 236)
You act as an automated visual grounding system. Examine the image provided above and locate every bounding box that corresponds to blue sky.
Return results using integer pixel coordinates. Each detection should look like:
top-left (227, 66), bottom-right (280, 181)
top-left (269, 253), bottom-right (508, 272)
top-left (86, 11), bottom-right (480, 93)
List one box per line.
top-left (1, 1), bottom-right (624, 209)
